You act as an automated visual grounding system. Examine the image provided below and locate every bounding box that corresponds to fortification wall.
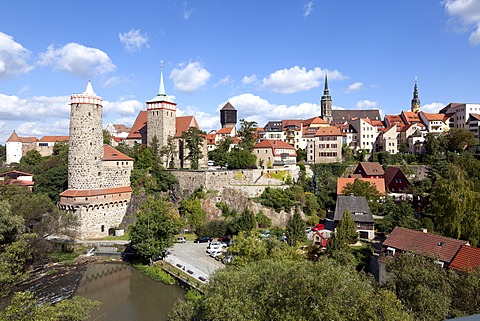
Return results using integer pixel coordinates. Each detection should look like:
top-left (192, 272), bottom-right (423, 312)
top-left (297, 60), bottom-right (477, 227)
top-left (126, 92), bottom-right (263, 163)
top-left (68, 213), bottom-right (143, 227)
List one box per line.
top-left (102, 160), bottom-right (133, 188)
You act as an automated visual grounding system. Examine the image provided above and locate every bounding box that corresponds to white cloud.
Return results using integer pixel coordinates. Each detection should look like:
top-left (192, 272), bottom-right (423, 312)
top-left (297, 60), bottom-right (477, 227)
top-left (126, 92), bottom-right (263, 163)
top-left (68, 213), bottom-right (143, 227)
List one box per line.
top-left (242, 74), bottom-right (257, 84)
top-left (304, 1), bottom-right (314, 17)
top-left (0, 32), bottom-right (33, 80)
top-left (0, 93), bottom-right (70, 120)
top-left (214, 76), bottom-right (233, 87)
top-left (183, 2), bottom-right (195, 19)
top-left (261, 66), bottom-right (345, 94)
top-left (445, 0), bottom-right (480, 45)
top-left (355, 100), bottom-right (378, 109)
top-left (170, 61), bottom-right (211, 93)
top-left (421, 102), bottom-right (445, 113)
top-left (119, 29), bottom-right (149, 52)
top-left (103, 99), bottom-right (144, 117)
top-left (38, 43), bottom-right (116, 78)
top-left (17, 119), bottom-right (70, 137)
top-left (178, 107), bottom-right (219, 132)
top-left (103, 76), bottom-right (130, 88)
top-left (346, 82), bottom-right (364, 93)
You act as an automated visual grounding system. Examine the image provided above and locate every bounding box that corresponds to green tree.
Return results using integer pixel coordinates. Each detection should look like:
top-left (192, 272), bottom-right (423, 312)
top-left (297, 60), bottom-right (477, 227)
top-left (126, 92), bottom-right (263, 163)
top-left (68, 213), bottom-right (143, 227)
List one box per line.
top-left (170, 258), bottom-right (412, 321)
top-left (296, 148), bottom-right (306, 162)
top-left (443, 128), bottom-right (479, 153)
top-left (0, 144), bottom-right (5, 162)
top-left (237, 119), bottom-right (258, 151)
top-left (208, 136), bottom-right (233, 168)
top-left (0, 200), bottom-right (24, 245)
top-left (379, 200), bottom-right (420, 233)
top-left (256, 210), bottom-right (271, 228)
top-left (19, 149), bottom-right (42, 167)
top-left (326, 209), bottom-right (358, 267)
top-left (342, 179), bottom-right (382, 215)
top-left (149, 135), bottom-right (161, 164)
top-left (182, 127), bottom-right (206, 170)
top-left (226, 147), bottom-right (257, 169)
top-left (129, 196), bottom-right (182, 263)
top-left (103, 129), bottom-right (111, 145)
top-left (179, 198), bottom-right (206, 231)
top-left (286, 207), bottom-right (306, 246)
top-left (160, 135), bottom-right (177, 168)
top-left (0, 291), bottom-right (100, 321)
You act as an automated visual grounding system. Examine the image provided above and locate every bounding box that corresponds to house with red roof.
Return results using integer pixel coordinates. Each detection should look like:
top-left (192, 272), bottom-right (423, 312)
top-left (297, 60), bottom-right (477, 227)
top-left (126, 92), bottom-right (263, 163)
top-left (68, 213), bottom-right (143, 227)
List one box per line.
top-left (352, 162), bottom-right (385, 178)
top-left (305, 126), bottom-right (342, 163)
top-left (336, 177), bottom-right (386, 195)
top-left (449, 244), bottom-right (480, 273)
top-left (383, 166), bottom-right (413, 199)
top-left (253, 139), bottom-right (296, 169)
top-left (418, 112), bottom-right (449, 135)
top-left (0, 170), bottom-right (34, 191)
top-left (374, 125), bottom-right (398, 154)
top-left (378, 227), bottom-right (468, 282)
top-left (36, 135), bottom-right (69, 156)
top-left (5, 131), bottom-right (38, 164)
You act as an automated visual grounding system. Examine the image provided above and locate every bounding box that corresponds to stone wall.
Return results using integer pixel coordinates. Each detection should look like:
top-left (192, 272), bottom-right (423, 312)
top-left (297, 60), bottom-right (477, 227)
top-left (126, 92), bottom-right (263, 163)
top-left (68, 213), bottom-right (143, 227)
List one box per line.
top-left (102, 160), bottom-right (133, 188)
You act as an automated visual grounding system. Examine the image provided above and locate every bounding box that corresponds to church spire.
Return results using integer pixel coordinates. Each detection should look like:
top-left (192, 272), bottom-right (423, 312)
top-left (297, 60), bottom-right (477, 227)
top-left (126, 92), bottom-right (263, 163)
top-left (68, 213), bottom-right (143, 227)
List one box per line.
top-left (411, 77), bottom-right (420, 113)
top-left (322, 73), bottom-right (330, 98)
top-left (320, 71), bottom-right (333, 123)
top-left (158, 61), bottom-right (166, 97)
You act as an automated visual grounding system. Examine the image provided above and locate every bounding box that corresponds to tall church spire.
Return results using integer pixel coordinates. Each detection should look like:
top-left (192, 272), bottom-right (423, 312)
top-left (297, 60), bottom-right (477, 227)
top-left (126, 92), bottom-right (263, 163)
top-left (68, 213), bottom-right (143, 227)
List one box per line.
top-left (158, 61), bottom-right (166, 97)
top-left (411, 77), bottom-right (420, 113)
top-left (320, 72), bottom-right (333, 123)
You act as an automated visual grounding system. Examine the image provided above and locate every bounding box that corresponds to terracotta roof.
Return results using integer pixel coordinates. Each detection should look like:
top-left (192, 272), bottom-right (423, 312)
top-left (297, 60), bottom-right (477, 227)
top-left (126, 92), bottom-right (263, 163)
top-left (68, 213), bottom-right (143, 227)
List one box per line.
top-left (401, 111), bottom-right (421, 124)
top-left (379, 124), bottom-right (396, 133)
top-left (102, 145), bottom-right (133, 161)
top-left (253, 139), bottom-right (296, 156)
top-left (383, 227), bottom-right (467, 263)
top-left (38, 136), bottom-right (69, 142)
top-left (370, 119), bottom-right (385, 127)
top-left (355, 162), bottom-right (385, 177)
top-left (0, 170), bottom-right (34, 177)
top-left (315, 126), bottom-right (342, 136)
top-left (206, 133), bottom-right (216, 144)
top-left (175, 116), bottom-right (199, 138)
top-left (221, 102), bottom-right (236, 110)
top-left (337, 177), bottom-right (386, 195)
top-left (303, 116), bottom-right (329, 126)
top-left (420, 112), bottom-right (446, 122)
top-left (60, 186), bottom-right (132, 197)
top-left (231, 137), bottom-right (241, 144)
top-left (127, 110), bottom-right (147, 139)
top-left (334, 195), bottom-right (374, 223)
top-left (469, 113), bottom-right (480, 121)
top-left (282, 119), bottom-right (302, 130)
top-left (449, 245), bottom-right (480, 272)
top-left (6, 131), bottom-right (38, 143)
top-left (217, 127), bottom-right (234, 135)
top-left (113, 124), bottom-right (131, 133)
top-left (385, 115), bottom-right (405, 125)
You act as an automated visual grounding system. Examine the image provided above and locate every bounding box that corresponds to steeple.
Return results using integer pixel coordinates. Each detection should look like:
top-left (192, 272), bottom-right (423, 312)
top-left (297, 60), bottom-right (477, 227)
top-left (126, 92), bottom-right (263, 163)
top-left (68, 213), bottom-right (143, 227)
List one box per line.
top-left (158, 61), bottom-right (166, 97)
top-left (411, 77), bottom-right (420, 113)
top-left (320, 72), bottom-right (333, 123)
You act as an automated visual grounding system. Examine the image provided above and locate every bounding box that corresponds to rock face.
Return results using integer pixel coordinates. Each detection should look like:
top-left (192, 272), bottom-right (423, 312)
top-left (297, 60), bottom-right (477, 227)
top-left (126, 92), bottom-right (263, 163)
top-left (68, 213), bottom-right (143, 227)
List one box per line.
top-left (201, 188), bottom-right (294, 226)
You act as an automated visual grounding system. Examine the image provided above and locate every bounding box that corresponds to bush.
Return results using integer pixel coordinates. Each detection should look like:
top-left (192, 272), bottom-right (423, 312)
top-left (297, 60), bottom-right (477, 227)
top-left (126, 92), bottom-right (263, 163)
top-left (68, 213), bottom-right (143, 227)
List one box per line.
top-left (133, 264), bottom-right (176, 285)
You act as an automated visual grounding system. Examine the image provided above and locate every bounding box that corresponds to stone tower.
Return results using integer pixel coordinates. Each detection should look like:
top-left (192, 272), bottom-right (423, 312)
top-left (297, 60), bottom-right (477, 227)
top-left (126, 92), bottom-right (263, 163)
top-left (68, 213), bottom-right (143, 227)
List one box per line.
top-left (147, 62), bottom-right (177, 148)
top-left (220, 102), bottom-right (237, 128)
top-left (411, 78), bottom-right (421, 113)
top-left (320, 73), bottom-right (333, 124)
top-left (68, 81), bottom-right (104, 190)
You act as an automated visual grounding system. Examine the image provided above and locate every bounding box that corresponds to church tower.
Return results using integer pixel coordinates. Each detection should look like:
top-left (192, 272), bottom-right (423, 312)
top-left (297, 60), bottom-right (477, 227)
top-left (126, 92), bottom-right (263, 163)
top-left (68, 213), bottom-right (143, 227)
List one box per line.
top-left (411, 78), bottom-right (421, 113)
top-left (320, 73), bottom-right (333, 124)
top-left (220, 102), bottom-right (237, 128)
top-left (68, 81), bottom-right (103, 190)
top-left (147, 62), bottom-right (177, 148)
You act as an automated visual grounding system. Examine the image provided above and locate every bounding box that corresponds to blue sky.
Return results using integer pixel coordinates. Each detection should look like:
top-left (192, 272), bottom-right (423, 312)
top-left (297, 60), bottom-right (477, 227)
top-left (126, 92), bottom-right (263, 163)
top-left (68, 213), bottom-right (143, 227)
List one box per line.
top-left (1, 0), bottom-right (480, 143)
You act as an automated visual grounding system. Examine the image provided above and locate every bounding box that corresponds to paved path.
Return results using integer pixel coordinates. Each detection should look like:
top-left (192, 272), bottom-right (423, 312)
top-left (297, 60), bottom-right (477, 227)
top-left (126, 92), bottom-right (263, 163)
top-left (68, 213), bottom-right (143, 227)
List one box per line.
top-left (165, 241), bottom-right (225, 283)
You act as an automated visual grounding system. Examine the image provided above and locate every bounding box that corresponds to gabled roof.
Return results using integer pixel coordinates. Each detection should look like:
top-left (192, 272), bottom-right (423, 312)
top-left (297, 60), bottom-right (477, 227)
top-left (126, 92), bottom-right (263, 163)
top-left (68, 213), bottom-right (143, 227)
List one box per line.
top-left (282, 119), bottom-right (302, 130)
top-left (385, 115), bottom-right (405, 126)
top-left (354, 162), bottom-right (385, 177)
top-left (384, 167), bottom-right (411, 187)
top-left (401, 111), bottom-right (421, 124)
top-left (469, 113), bottom-right (480, 121)
top-left (334, 195), bottom-right (374, 223)
top-left (0, 170), bottom-right (34, 177)
top-left (337, 177), bottom-right (386, 195)
top-left (303, 116), bottom-right (329, 127)
top-left (175, 116), bottom-right (199, 138)
top-left (315, 126), bottom-right (342, 136)
top-left (253, 139), bottom-right (296, 156)
top-left (420, 112), bottom-right (447, 122)
top-left (127, 110), bottom-right (147, 139)
top-left (206, 133), bottom-right (216, 144)
top-left (38, 136), bottom-right (69, 142)
top-left (449, 245), bottom-right (480, 272)
top-left (370, 119), bottom-right (385, 128)
top-left (221, 102), bottom-right (236, 110)
top-left (6, 131), bottom-right (38, 143)
top-left (113, 124), bottom-right (131, 133)
top-left (217, 127), bottom-right (234, 135)
top-left (383, 227), bottom-right (467, 263)
top-left (102, 145), bottom-right (133, 161)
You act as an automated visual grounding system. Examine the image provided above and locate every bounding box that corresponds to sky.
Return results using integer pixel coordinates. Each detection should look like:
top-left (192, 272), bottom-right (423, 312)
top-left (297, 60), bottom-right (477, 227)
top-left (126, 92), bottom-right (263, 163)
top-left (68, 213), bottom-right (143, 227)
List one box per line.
top-left (1, 0), bottom-right (480, 143)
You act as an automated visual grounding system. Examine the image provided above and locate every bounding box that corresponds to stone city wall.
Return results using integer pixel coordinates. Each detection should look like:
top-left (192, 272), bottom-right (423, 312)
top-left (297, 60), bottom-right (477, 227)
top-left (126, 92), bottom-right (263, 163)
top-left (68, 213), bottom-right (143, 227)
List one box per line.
top-left (102, 160), bottom-right (133, 188)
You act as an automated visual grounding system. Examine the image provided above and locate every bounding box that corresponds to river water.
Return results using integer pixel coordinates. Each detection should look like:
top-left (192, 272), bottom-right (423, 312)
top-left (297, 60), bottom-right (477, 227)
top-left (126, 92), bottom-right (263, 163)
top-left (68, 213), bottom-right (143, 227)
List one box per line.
top-left (73, 263), bottom-right (186, 321)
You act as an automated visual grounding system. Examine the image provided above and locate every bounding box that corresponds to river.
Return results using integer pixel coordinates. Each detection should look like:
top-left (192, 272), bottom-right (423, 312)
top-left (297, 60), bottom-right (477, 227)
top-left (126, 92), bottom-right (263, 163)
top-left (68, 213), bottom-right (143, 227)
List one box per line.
top-left (73, 263), bottom-right (186, 321)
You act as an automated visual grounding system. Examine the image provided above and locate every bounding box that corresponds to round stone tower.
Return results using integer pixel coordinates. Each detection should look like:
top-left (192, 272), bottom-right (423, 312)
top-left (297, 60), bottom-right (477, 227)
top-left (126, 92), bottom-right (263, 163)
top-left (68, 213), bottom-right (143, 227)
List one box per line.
top-left (220, 102), bottom-right (237, 128)
top-left (147, 62), bottom-right (177, 148)
top-left (68, 81), bottom-right (103, 190)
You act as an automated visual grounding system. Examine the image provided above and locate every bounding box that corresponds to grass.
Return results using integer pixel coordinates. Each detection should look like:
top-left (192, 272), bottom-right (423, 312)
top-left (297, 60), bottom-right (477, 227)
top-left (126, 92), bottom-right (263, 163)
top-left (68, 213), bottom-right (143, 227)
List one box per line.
top-left (133, 263), bottom-right (176, 285)
top-left (53, 251), bottom-right (80, 263)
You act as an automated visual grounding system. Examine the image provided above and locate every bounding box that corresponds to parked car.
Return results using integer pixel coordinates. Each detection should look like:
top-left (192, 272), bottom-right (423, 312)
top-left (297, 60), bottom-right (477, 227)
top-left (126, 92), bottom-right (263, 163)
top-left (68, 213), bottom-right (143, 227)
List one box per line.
top-left (261, 230), bottom-right (270, 238)
top-left (222, 254), bottom-right (234, 264)
top-left (177, 236), bottom-right (186, 243)
top-left (194, 236), bottom-right (213, 243)
top-left (209, 249), bottom-right (224, 258)
top-left (312, 223), bottom-right (325, 232)
top-left (206, 241), bottom-right (226, 253)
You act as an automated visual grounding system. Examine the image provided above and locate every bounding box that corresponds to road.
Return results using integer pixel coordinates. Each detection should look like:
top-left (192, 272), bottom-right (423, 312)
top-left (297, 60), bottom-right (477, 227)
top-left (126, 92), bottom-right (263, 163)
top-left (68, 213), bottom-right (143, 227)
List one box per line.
top-left (165, 240), bottom-right (225, 283)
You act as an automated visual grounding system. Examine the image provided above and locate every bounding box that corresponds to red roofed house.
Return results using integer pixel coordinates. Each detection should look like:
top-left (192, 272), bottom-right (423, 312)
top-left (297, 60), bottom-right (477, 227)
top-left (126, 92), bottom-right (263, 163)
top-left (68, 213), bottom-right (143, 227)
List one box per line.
top-left (383, 166), bottom-right (413, 199)
top-left (398, 123), bottom-right (427, 154)
top-left (378, 227), bottom-right (468, 283)
top-left (253, 139), bottom-right (296, 169)
top-left (305, 126), bottom-right (342, 163)
top-left (36, 136), bottom-right (69, 156)
top-left (418, 112), bottom-right (449, 135)
top-left (336, 177), bottom-right (386, 195)
top-left (0, 170), bottom-right (34, 191)
top-left (5, 131), bottom-right (38, 164)
top-left (352, 162), bottom-right (385, 178)
top-left (282, 119), bottom-right (303, 149)
top-left (374, 125), bottom-right (398, 154)
top-left (449, 244), bottom-right (480, 273)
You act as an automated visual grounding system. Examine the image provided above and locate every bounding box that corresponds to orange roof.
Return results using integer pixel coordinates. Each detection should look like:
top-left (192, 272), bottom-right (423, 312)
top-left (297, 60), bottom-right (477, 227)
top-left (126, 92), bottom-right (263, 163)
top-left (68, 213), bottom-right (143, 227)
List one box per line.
top-left (38, 136), bottom-right (69, 142)
top-left (60, 186), bottom-right (132, 197)
top-left (303, 116), bottom-right (329, 127)
top-left (6, 131), bottom-right (38, 143)
top-left (401, 111), bottom-right (421, 124)
top-left (102, 145), bottom-right (133, 161)
top-left (0, 170), bottom-right (34, 177)
top-left (206, 133), bottom-right (216, 144)
top-left (470, 113), bottom-right (480, 121)
top-left (336, 177), bottom-right (386, 195)
top-left (282, 119), bottom-right (302, 130)
top-left (315, 126), bottom-right (342, 136)
top-left (420, 112), bottom-right (446, 122)
top-left (385, 115), bottom-right (404, 125)
top-left (253, 139), bottom-right (296, 156)
top-left (217, 127), bottom-right (234, 135)
top-left (370, 119), bottom-right (385, 127)
top-left (449, 245), bottom-right (480, 272)
top-left (127, 110), bottom-right (147, 139)
top-left (175, 116), bottom-right (200, 138)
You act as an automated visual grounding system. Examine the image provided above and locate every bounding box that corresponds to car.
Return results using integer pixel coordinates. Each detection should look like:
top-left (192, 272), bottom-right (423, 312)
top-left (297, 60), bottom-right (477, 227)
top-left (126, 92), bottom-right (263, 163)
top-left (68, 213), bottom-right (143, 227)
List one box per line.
top-left (177, 236), bottom-right (186, 243)
top-left (222, 254), bottom-right (234, 264)
top-left (312, 223), bottom-right (325, 232)
top-left (206, 241), bottom-right (226, 253)
top-left (260, 230), bottom-right (270, 238)
top-left (208, 160), bottom-right (215, 166)
top-left (194, 236), bottom-right (213, 243)
top-left (209, 249), bottom-right (224, 258)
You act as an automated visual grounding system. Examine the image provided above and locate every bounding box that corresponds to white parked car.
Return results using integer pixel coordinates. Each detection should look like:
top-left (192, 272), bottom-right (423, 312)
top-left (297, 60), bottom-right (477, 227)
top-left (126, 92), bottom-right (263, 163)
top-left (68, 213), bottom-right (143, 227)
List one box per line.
top-left (210, 249), bottom-right (224, 258)
top-left (206, 241), bottom-right (225, 253)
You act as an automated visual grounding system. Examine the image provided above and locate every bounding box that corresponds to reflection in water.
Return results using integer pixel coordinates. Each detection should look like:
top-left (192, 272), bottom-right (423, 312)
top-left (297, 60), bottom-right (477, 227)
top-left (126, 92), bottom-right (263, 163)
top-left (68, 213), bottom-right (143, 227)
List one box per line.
top-left (74, 263), bottom-right (186, 321)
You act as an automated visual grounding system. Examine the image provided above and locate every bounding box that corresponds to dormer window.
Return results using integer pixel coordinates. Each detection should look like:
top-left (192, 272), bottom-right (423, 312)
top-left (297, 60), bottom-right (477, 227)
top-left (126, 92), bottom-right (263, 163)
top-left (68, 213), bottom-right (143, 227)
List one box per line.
top-left (386, 247), bottom-right (396, 256)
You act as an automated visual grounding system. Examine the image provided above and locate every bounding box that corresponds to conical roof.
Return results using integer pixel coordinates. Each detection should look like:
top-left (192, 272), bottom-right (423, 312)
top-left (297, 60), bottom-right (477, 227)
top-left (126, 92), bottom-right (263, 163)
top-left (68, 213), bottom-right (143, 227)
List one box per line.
top-left (221, 102), bottom-right (236, 110)
top-left (6, 131), bottom-right (21, 142)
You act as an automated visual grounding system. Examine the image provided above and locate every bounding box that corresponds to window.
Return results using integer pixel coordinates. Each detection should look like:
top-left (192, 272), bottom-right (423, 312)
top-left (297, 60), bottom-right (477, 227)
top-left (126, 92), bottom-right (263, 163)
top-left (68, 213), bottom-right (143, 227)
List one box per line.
top-left (386, 247), bottom-right (396, 256)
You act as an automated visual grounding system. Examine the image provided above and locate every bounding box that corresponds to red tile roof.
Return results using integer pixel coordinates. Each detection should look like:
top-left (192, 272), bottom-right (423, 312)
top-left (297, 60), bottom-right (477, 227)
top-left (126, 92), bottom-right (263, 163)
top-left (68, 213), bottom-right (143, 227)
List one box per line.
top-left (127, 110), bottom-right (147, 139)
top-left (175, 116), bottom-right (199, 138)
top-left (217, 127), bottom-right (234, 135)
top-left (383, 227), bottom-right (467, 263)
top-left (355, 162), bottom-right (385, 177)
top-left (6, 131), bottom-right (38, 143)
top-left (38, 136), bottom-right (69, 142)
top-left (385, 115), bottom-right (405, 125)
top-left (449, 245), bottom-right (480, 272)
top-left (470, 113), bottom-right (480, 121)
top-left (0, 170), bottom-right (34, 177)
top-left (337, 177), bottom-right (386, 195)
top-left (315, 126), bottom-right (342, 136)
top-left (60, 186), bottom-right (132, 197)
top-left (384, 166), bottom-right (410, 187)
top-left (401, 111), bottom-right (421, 124)
top-left (102, 145), bottom-right (133, 161)
top-left (253, 139), bottom-right (296, 156)
top-left (420, 112), bottom-right (447, 122)
top-left (303, 116), bottom-right (329, 126)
